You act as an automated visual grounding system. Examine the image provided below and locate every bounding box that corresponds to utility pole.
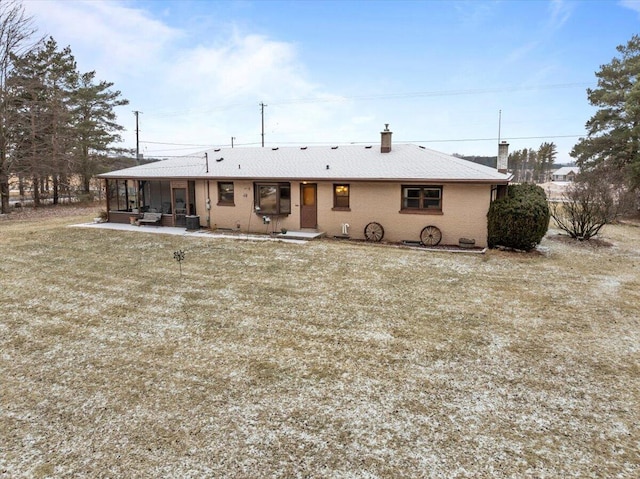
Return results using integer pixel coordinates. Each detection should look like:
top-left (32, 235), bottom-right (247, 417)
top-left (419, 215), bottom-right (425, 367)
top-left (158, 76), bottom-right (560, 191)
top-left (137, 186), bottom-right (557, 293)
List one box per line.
top-left (231, 136), bottom-right (235, 148)
top-left (260, 102), bottom-right (267, 147)
top-left (133, 110), bottom-right (142, 164)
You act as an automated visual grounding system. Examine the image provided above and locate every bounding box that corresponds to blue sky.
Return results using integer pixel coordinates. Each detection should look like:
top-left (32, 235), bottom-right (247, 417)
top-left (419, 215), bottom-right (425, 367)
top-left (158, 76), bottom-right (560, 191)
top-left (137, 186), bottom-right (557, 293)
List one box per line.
top-left (22, 0), bottom-right (640, 163)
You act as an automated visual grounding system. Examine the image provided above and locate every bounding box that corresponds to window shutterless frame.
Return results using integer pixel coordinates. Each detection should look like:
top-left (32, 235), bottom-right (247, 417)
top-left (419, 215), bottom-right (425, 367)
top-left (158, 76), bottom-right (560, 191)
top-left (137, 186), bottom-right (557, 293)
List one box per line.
top-left (254, 182), bottom-right (291, 215)
top-left (333, 184), bottom-right (350, 209)
top-left (218, 182), bottom-right (234, 205)
top-left (401, 185), bottom-right (443, 211)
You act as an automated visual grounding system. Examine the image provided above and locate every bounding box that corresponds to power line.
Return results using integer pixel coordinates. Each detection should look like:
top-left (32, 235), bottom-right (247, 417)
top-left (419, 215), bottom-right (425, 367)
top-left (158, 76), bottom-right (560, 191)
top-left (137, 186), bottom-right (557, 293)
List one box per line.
top-left (141, 140), bottom-right (215, 147)
top-left (232, 134), bottom-right (585, 145)
top-left (271, 82), bottom-right (593, 105)
top-left (144, 141), bottom-right (261, 153)
top-left (141, 82), bottom-right (593, 119)
top-left (144, 147), bottom-right (212, 153)
top-left (141, 134), bottom-right (584, 153)
top-left (409, 134), bottom-right (585, 143)
top-left (126, 159), bottom-right (204, 166)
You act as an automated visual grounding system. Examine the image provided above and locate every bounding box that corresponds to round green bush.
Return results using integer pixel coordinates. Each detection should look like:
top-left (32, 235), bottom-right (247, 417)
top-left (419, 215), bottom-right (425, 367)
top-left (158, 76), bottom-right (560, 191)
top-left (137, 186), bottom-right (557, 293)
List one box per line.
top-left (487, 184), bottom-right (550, 250)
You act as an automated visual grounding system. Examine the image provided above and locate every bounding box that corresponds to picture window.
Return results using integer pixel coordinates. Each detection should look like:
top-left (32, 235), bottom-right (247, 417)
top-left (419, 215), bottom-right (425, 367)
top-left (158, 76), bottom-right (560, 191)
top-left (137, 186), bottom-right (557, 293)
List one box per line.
top-left (401, 185), bottom-right (442, 211)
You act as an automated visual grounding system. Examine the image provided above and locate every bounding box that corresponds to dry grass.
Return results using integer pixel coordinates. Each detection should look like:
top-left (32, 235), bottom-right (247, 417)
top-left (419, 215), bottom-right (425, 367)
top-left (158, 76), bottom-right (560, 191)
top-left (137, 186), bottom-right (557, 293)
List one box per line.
top-left (1, 207), bottom-right (639, 478)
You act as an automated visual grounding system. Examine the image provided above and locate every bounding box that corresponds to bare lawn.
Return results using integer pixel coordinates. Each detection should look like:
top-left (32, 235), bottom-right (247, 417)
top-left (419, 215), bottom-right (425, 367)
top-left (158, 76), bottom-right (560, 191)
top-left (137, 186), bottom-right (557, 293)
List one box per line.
top-left (1, 207), bottom-right (639, 478)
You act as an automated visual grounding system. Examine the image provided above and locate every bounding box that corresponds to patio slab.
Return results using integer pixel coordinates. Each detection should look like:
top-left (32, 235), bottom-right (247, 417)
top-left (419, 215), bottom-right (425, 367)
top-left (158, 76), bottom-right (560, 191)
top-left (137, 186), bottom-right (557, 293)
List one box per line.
top-left (71, 222), bottom-right (309, 244)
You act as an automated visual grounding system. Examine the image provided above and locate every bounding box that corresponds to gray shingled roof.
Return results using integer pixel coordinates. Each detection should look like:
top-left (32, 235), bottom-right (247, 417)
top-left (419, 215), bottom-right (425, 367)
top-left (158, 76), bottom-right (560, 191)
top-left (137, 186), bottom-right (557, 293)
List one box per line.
top-left (552, 166), bottom-right (579, 176)
top-left (98, 144), bottom-right (511, 183)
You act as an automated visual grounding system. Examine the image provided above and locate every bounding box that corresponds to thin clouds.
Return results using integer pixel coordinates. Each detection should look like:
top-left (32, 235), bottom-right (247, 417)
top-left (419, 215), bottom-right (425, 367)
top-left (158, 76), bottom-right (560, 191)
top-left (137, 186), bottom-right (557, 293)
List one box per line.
top-left (547, 0), bottom-right (574, 31)
top-left (169, 33), bottom-right (309, 102)
top-left (23, 0), bottom-right (345, 150)
top-left (14, 0), bottom-right (631, 162)
top-left (453, 0), bottom-right (498, 27)
top-left (24, 0), bottom-right (182, 80)
top-left (148, 30), bottom-right (347, 145)
top-left (619, 0), bottom-right (640, 14)
top-left (505, 41), bottom-right (541, 64)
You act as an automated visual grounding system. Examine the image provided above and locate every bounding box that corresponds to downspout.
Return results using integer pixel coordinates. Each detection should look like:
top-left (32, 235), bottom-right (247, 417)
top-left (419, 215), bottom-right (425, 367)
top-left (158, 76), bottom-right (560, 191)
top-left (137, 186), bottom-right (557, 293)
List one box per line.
top-left (206, 180), bottom-right (211, 228)
top-left (205, 152), bottom-right (211, 228)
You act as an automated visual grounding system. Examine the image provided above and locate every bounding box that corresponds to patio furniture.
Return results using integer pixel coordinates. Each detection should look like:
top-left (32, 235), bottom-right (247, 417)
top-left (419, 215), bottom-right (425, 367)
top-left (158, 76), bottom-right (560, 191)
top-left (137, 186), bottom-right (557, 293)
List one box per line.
top-left (137, 212), bottom-right (162, 226)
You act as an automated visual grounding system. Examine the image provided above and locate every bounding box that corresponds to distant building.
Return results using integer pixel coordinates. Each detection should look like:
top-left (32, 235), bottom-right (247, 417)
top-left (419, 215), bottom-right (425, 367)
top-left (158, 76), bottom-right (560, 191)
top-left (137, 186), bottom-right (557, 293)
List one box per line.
top-left (551, 167), bottom-right (579, 182)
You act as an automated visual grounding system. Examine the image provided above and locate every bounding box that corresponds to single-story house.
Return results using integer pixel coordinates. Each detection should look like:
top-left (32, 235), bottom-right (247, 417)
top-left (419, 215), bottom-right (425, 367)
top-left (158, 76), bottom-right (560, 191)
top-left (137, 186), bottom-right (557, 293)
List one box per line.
top-left (551, 166), bottom-right (579, 182)
top-left (97, 126), bottom-right (512, 247)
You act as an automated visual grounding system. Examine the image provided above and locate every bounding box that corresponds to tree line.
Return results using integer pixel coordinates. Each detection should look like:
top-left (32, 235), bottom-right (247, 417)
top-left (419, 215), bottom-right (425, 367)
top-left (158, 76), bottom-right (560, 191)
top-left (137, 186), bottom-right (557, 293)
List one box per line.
top-left (507, 142), bottom-right (558, 183)
top-left (456, 141), bottom-right (559, 183)
top-left (0, 1), bottom-right (128, 213)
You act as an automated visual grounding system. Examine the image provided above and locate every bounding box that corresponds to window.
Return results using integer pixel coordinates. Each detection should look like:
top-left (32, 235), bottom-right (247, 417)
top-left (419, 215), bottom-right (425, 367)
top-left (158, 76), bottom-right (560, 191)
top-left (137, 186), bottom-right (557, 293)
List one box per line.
top-left (107, 179), bottom-right (131, 211)
top-left (401, 185), bottom-right (442, 211)
top-left (255, 182), bottom-right (291, 215)
top-left (333, 184), bottom-right (350, 209)
top-left (218, 182), bottom-right (234, 205)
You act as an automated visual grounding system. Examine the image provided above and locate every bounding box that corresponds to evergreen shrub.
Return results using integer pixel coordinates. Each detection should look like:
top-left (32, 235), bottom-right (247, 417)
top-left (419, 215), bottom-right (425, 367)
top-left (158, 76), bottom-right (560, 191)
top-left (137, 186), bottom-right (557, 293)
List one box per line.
top-left (487, 184), bottom-right (550, 251)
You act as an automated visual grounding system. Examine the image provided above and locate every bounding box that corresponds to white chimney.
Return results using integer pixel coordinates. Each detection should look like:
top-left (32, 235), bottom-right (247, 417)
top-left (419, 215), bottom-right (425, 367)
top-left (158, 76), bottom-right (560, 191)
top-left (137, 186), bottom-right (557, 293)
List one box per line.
top-left (497, 141), bottom-right (509, 173)
top-left (381, 124), bottom-right (392, 153)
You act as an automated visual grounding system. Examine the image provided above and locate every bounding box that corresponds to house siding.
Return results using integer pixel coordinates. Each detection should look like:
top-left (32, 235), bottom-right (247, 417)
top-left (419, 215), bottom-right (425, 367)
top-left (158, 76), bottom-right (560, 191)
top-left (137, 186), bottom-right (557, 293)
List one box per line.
top-left (196, 179), bottom-right (493, 247)
top-left (316, 182), bottom-right (491, 246)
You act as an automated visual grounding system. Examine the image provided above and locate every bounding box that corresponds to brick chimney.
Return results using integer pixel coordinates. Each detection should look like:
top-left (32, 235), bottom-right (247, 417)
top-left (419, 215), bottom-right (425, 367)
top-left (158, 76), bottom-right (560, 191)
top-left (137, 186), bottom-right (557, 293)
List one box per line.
top-left (381, 124), bottom-right (392, 153)
top-left (497, 141), bottom-right (509, 173)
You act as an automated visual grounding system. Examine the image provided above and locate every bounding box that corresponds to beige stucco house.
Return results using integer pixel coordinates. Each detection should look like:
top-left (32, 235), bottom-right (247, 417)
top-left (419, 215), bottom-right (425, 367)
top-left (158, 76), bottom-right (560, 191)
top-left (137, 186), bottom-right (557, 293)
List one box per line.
top-left (98, 127), bottom-right (511, 247)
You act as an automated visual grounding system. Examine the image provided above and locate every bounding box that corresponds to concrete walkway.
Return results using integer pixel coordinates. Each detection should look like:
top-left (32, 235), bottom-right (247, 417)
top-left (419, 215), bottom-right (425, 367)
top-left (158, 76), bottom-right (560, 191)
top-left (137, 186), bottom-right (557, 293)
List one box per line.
top-left (71, 222), bottom-right (309, 244)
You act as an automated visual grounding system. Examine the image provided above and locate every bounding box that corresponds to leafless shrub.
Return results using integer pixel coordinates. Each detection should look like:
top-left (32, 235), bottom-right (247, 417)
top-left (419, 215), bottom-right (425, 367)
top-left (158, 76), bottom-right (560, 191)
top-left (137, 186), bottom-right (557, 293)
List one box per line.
top-left (550, 172), bottom-right (626, 240)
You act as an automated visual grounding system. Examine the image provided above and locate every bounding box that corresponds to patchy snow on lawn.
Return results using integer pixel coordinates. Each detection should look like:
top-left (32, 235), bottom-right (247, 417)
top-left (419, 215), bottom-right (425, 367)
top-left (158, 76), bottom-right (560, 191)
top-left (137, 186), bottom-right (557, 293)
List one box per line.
top-left (1, 210), bottom-right (639, 478)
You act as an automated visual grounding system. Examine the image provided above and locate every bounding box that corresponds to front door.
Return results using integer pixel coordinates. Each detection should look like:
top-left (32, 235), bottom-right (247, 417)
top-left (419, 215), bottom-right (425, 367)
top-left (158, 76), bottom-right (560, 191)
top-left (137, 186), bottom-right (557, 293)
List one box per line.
top-left (300, 183), bottom-right (317, 229)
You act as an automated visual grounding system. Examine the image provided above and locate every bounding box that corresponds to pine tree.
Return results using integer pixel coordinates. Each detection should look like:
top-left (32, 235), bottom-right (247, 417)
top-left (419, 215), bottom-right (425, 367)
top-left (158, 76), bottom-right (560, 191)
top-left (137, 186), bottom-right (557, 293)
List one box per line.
top-left (7, 42), bottom-right (48, 205)
top-left (38, 38), bottom-right (77, 204)
top-left (508, 149), bottom-right (524, 182)
top-left (8, 38), bottom-right (128, 204)
top-left (9, 37), bottom-right (77, 205)
top-left (71, 71), bottom-right (129, 194)
top-left (537, 142), bottom-right (557, 183)
top-left (572, 35), bottom-right (640, 191)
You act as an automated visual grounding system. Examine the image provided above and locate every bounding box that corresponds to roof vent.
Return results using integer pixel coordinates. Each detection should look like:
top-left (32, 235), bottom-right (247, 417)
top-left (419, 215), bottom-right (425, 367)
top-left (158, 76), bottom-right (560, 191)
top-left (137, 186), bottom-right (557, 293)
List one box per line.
top-left (331, 146), bottom-right (338, 150)
top-left (326, 165), bottom-right (330, 169)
